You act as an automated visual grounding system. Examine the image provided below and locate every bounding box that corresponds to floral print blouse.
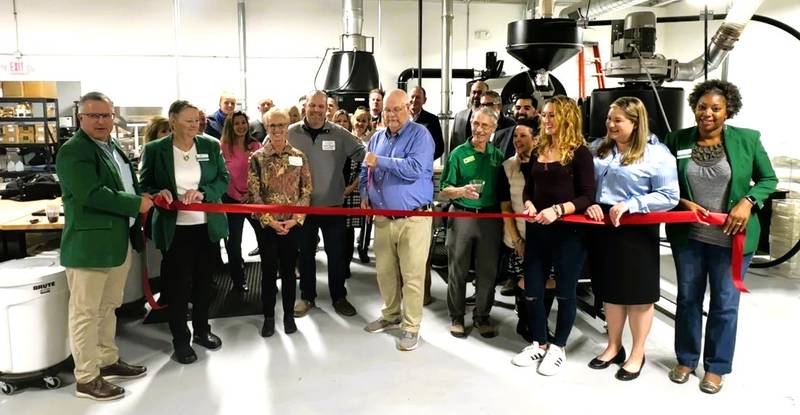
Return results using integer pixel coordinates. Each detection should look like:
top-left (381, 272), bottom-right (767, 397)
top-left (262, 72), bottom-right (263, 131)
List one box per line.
top-left (247, 142), bottom-right (312, 227)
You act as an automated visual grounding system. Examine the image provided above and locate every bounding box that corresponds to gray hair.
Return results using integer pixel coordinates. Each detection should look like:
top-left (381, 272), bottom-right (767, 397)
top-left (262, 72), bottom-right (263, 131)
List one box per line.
top-left (264, 107), bottom-right (290, 124)
top-left (483, 90), bottom-right (501, 104)
top-left (470, 106), bottom-right (498, 125)
top-left (78, 91), bottom-right (113, 111)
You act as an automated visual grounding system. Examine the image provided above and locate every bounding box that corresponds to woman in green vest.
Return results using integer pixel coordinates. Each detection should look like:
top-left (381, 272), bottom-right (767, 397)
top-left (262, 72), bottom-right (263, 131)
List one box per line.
top-left (664, 80), bottom-right (777, 394)
top-left (140, 100), bottom-right (230, 365)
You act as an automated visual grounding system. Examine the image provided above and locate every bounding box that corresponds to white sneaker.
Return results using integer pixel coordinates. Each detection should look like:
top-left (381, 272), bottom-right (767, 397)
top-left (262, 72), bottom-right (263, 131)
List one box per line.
top-left (537, 344), bottom-right (566, 376)
top-left (511, 342), bottom-right (546, 367)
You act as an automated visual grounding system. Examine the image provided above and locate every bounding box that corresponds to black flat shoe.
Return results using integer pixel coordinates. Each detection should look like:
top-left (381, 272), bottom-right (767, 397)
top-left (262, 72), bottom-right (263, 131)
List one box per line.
top-left (284, 316), bottom-right (297, 334)
top-left (192, 332), bottom-right (222, 350)
top-left (588, 346), bottom-right (626, 369)
top-left (173, 345), bottom-right (197, 365)
top-left (261, 317), bottom-right (275, 337)
top-left (615, 355), bottom-right (645, 381)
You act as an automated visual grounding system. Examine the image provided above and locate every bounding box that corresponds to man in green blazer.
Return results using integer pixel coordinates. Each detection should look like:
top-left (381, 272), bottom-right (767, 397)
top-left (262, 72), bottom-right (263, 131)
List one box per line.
top-left (56, 92), bottom-right (152, 401)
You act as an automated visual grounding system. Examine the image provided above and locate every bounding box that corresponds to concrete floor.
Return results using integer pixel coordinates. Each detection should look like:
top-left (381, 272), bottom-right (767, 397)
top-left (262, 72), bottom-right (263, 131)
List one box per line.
top-left (1, 228), bottom-right (799, 414)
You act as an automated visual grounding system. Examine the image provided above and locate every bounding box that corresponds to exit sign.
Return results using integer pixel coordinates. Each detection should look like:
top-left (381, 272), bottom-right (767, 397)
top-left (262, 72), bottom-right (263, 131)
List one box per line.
top-left (4, 58), bottom-right (32, 75)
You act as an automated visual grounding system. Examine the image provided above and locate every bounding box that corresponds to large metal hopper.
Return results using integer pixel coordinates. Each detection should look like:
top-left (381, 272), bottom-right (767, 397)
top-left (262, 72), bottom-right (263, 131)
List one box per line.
top-left (507, 18), bottom-right (583, 72)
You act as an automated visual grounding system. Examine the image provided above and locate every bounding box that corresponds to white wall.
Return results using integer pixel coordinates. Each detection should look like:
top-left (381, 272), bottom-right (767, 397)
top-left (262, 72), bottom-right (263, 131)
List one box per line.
top-left (0, 0), bottom-right (525, 115)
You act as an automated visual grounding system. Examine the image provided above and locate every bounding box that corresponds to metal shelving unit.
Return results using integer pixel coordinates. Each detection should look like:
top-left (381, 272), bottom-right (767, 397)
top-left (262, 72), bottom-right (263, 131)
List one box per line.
top-left (0, 98), bottom-right (60, 178)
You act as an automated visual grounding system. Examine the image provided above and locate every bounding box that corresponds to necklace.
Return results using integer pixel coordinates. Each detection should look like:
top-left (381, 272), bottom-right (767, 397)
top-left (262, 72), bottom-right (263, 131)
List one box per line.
top-left (182, 152), bottom-right (190, 162)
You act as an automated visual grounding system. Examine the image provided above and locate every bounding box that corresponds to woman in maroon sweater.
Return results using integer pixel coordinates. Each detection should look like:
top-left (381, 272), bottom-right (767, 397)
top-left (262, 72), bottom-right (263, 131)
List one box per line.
top-left (510, 95), bottom-right (595, 376)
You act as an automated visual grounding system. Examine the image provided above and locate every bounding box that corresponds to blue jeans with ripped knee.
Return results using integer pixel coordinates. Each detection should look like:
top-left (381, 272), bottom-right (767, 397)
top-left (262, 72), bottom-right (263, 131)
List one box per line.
top-left (522, 222), bottom-right (587, 347)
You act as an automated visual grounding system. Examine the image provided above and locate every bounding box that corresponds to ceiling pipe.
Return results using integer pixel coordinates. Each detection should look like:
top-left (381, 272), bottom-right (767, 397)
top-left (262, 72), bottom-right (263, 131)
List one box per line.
top-left (237, 0), bottom-right (248, 111)
top-left (559, 0), bottom-right (650, 19)
top-left (441, 0), bottom-right (454, 161)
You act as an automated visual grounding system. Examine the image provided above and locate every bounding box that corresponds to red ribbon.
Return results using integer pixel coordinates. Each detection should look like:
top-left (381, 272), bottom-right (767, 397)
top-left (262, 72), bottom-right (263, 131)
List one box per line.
top-left (149, 196), bottom-right (748, 294)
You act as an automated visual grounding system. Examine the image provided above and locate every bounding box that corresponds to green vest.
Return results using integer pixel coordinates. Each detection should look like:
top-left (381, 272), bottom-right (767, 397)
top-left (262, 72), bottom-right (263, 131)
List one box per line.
top-left (56, 130), bottom-right (144, 267)
top-left (138, 134), bottom-right (230, 251)
top-left (663, 125), bottom-right (778, 254)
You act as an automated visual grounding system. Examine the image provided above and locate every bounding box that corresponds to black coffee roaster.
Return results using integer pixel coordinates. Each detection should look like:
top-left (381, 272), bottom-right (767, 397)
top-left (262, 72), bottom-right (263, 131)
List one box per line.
top-left (588, 86), bottom-right (684, 141)
top-left (323, 49), bottom-right (380, 113)
top-left (502, 18), bottom-right (581, 107)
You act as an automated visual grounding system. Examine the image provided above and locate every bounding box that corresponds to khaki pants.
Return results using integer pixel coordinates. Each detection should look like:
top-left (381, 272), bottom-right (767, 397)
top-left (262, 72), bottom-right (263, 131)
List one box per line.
top-left (66, 244), bottom-right (132, 383)
top-left (373, 216), bottom-right (432, 333)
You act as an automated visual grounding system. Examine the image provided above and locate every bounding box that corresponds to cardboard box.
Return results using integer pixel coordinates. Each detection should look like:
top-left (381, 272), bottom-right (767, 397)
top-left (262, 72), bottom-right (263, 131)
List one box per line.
top-left (0, 81), bottom-right (57, 98)
top-left (18, 125), bottom-right (35, 143)
top-left (1, 81), bottom-right (24, 97)
top-left (35, 125), bottom-right (46, 143)
top-left (2, 125), bottom-right (18, 143)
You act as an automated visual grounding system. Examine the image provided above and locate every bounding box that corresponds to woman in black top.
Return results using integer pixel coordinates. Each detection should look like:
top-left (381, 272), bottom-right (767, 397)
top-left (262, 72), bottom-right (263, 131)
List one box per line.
top-left (510, 95), bottom-right (595, 376)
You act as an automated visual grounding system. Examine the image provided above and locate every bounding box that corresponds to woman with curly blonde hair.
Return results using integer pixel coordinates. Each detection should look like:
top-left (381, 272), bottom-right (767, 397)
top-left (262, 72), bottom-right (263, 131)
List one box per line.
top-left (511, 95), bottom-right (596, 376)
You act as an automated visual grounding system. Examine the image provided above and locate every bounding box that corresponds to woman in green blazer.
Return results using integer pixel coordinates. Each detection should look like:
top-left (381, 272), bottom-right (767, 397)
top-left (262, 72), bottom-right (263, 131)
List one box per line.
top-left (139, 100), bottom-right (230, 365)
top-left (664, 80), bottom-right (777, 394)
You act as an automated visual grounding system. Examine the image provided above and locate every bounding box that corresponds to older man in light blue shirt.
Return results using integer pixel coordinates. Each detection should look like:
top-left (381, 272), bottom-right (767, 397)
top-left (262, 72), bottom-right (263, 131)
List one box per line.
top-left (359, 89), bottom-right (434, 352)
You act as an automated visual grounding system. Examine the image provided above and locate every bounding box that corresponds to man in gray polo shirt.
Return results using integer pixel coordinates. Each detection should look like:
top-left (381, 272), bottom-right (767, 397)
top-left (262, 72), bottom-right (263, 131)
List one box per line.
top-left (288, 90), bottom-right (366, 317)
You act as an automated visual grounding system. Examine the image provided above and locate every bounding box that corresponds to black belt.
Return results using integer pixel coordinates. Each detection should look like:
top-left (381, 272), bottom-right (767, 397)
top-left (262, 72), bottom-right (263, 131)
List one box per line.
top-left (385, 204), bottom-right (432, 220)
top-left (452, 203), bottom-right (497, 213)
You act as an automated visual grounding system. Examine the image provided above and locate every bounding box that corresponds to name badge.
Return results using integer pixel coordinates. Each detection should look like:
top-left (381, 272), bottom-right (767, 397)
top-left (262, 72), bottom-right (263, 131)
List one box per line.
top-left (322, 140), bottom-right (336, 151)
top-left (288, 156), bottom-right (303, 166)
top-left (676, 148), bottom-right (692, 159)
top-left (463, 155), bottom-right (475, 164)
top-left (196, 153), bottom-right (210, 162)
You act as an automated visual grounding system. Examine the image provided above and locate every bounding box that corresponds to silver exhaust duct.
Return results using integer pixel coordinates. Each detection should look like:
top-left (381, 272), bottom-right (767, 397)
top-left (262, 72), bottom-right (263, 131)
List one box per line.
top-left (342, 0), bottom-right (367, 51)
top-left (671, 0), bottom-right (765, 81)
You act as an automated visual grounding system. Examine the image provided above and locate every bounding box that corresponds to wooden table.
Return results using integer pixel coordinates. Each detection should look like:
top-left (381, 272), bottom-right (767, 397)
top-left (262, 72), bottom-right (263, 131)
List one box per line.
top-left (0, 198), bottom-right (63, 259)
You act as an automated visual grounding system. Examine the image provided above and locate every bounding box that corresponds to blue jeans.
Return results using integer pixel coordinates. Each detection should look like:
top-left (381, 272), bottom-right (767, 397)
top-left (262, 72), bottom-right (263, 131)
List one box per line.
top-left (672, 239), bottom-right (753, 375)
top-left (522, 222), bottom-right (586, 347)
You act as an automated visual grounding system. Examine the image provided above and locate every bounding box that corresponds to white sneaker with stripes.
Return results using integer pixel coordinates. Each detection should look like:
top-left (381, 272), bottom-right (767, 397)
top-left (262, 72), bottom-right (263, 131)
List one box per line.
top-left (511, 342), bottom-right (546, 367)
top-left (537, 344), bottom-right (566, 376)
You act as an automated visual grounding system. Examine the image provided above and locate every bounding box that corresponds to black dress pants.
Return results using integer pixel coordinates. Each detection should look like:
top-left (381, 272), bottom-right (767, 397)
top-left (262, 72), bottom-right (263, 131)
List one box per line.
top-left (298, 214), bottom-right (347, 302)
top-left (163, 224), bottom-right (214, 347)
top-left (257, 226), bottom-right (300, 318)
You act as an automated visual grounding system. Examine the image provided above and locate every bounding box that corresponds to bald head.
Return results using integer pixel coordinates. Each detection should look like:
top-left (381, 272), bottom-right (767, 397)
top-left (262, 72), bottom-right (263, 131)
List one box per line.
top-left (383, 89), bottom-right (411, 133)
top-left (470, 80), bottom-right (488, 109)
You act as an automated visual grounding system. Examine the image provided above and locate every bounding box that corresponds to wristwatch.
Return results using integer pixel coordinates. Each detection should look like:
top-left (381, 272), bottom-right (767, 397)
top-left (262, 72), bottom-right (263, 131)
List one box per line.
top-left (744, 195), bottom-right (757, 206)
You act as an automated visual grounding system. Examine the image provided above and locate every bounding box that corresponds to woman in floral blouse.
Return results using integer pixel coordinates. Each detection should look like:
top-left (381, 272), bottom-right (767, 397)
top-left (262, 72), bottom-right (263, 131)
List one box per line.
top-left (247, 108), bottom-right (312, 338)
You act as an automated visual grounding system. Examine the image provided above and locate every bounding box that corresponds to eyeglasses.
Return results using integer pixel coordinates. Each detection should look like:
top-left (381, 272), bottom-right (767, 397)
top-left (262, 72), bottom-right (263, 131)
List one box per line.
top-left (471, 121), bottom-right (495, 131)
top-left (268, 123), bottom-right (288, 129)
top-left (80, 113), bottom-right (115, 120)
top-left (383, 106), bottom-right (407, 115)
top-left (479, 102), bottom-right (497, 108)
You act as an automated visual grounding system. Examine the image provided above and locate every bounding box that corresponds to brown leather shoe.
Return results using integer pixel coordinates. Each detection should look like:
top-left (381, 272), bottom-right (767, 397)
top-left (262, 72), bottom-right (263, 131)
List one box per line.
top-left (450, 319), bottom-right (467, 338)
top-left (473, 317), bottom-right (497, 338)
top-left (75, 376), bottom-right (125, 401)
top-left (293, 299), bottom-right (315, 317)
top-left (700, 372), bottom-right (723, 394)
top-left (668, 364), bottom-right (694, 384)
top-left (100, 359), bottom-right (147, 381)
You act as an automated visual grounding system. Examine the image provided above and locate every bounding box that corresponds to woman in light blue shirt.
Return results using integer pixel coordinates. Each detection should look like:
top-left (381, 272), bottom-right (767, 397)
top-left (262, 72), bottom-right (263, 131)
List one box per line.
top-left (585, 97), bottom-right (679, 381)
